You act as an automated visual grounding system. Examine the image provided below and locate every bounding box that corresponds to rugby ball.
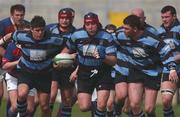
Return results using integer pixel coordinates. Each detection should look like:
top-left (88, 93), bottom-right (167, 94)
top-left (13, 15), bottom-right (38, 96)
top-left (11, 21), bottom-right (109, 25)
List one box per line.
top-left (53, 53), bottom-right (74, 67)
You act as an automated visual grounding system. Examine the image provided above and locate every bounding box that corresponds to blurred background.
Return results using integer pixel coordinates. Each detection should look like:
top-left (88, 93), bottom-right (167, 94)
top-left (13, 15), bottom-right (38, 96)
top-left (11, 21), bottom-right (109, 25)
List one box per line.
top-left (0, 0), bottom-right (179, 28)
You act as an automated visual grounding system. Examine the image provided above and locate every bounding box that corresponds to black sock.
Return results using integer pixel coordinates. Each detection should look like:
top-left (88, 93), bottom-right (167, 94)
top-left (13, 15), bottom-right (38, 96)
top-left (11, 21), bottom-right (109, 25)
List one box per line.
top-left (49, 103), bottom-right (54, 111)
top-left (8, 108), bottom-right (17, 117)
top-left (147, 111), bottom-right (156, 117)
top-left (130, 110), bottom-right (145, 117)
top-left (17, 100), bottom-right (27, 117)
top-left (94, 108), bottom-right (106, 117)
top-left (107, 111), bottom-right (114, 117)
top-left (114, 101), bottom-right (124, 116)
top-left (60, 104), bottom-right (72, 117)
top-left (91, 100), bottom-right (97, 117)
top-left (163, 106), bottom-right (174, 117)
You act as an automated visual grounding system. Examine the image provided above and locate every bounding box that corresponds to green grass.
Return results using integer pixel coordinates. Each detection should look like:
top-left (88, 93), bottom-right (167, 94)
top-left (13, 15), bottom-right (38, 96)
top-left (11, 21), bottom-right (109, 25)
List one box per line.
top-left (1, 99), bottom-right (180, 117)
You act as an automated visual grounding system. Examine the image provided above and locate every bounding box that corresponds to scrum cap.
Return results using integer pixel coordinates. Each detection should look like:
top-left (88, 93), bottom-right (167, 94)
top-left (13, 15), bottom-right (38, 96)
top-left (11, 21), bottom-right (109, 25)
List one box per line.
top-left (58, 8), bottom-right (74, 19)
top-left (84, 12), bottom-right (100, 25)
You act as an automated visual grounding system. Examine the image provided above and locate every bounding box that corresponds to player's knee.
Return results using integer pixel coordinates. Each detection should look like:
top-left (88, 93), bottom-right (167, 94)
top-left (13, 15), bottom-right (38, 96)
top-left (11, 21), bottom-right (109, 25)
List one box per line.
top-left (18, 92), bottom-right (28, 101)
top-left (130, 102), bottom-right (141, 110)
top-left (40, 104), bottom-right (50, 112)
top-left (97, 101), bottom-right (107, 111)
top-left (18, 88), bottom-right (29, 100)
top-left (79, 104), bottom-right (91, 112)
top-left (162, 97), bottom-right (172, 108)
top-left (116, 93), bottom-right (126, 101)
top-left (161, 89), bottom-right (174, 107)
top-left (11, 104), bottom-right (17, 112)
top-left (144, 105), bottom-right (154, 113)
top-left (62, 97), bottom-right (72, 106)
top-left (107, 100), bottom-right (114, 111)
top-left (27, 106), bottom-right (34, 114)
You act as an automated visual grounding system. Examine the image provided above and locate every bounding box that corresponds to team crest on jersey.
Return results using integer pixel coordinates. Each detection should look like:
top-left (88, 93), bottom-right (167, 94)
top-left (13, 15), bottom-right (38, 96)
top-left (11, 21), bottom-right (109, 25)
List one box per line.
top-left (132, 47), bottom-right (149, 58)
top-left (165, 39), bottom-right (176, 49)
top-left (30, 50), bottom-right (47, 61)
top-left (83, 44), bottom-right (98, 57)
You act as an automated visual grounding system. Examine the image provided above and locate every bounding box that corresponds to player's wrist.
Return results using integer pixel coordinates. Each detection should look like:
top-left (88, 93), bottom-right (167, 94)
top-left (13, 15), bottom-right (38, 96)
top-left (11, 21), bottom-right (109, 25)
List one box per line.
top-left (168, 62), bottom-right (176, 71)
top-left (0, 37), bottom-right (6, 45)
top-left (170, 69), bottom-right (176, 73)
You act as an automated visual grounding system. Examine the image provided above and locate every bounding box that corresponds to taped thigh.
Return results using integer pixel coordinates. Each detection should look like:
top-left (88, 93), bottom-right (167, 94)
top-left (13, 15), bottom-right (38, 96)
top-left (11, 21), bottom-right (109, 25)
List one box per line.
top-left (161, 89), bottom-right (176, 96)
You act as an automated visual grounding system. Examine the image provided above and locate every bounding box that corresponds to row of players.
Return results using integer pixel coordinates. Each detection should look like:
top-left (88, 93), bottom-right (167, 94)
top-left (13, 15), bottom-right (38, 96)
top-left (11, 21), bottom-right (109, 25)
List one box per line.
top-left (0, 4), bottom-right (179, 117)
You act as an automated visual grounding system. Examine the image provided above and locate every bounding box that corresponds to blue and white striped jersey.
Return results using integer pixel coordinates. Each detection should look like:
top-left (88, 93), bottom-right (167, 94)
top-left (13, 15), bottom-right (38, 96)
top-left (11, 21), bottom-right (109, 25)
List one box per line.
top-left (115, 29), bottom-right (175, 77)
top-left (157, 19), bottom-right (180, 73)
top-left (66, 28), bottom-right (116, 67)
top-left (12, 30), bottom-right (65, 72)
top-left (113, 23), bottom-right (160, 77)
top-left (48, 23), bottom-right (76, 41)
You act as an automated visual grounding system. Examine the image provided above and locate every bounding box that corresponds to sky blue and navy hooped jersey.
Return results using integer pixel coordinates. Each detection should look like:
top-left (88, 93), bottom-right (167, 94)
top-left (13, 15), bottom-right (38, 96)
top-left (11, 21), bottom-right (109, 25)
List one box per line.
top-left (143, 22), bottom-right (158, 36)
top-left (112, 28), bottom-right (129, 77)
top-left (113, 23), bottom-right (158, 77)
top-left (47, 23), bottom-right (76, 50)
top-left (12, 31), bottom-right (65, 72)
top-left (66, 28), bottom-right (116, 67)
top-left (157, 19), bottom-right (180, 73)
top-left (48, 23), bottom-right (76, 41)
top-left (115, 30), bottom-right (175, 77)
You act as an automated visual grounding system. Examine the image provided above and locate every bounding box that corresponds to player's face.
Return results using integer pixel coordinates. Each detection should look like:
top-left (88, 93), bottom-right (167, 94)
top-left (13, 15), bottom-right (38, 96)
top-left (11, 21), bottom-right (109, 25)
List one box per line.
top-left (85, 22), bottom-right (98, 36)
top-left (31, 27), bottom-right (45, 40)
top-left (161, 11), bottom-right (176, 28)
top-left (59, 17), bottom-right (71, 28)
top-left (123, 24), bottom-right (136, 38)
top-left (11, 10), bottom-right (25, 25)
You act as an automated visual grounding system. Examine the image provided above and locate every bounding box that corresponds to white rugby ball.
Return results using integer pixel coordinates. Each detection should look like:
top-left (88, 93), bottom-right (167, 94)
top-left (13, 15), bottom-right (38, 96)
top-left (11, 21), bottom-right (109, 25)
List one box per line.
top-left (53, 53), bottom-right (74, 67)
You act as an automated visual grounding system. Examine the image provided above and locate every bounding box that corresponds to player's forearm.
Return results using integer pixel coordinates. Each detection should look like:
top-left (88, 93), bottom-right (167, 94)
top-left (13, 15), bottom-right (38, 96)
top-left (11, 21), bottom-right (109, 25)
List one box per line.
top-left (175, 54), bottom-right (180, 61)
top-left (103, 55), bottom-right (117, 66)
top-left (74, 65), bottom-right (79, 73)
top-left (0, 47), bottom-right (5, 57)
top-left (0, 33), bottom-right (12, 45)
top-left (2, 60), bottom-right (19, 71)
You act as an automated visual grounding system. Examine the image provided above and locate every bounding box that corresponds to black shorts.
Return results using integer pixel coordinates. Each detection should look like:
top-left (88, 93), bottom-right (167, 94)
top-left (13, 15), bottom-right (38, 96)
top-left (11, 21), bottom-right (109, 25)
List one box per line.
top-left (113, 71), bottom-right (128, 84)
top-left (77, 65), bottom-right (113, 94)
top-left (128, 68), bottom-right (161, 90)
top-left (161, 73), bottom-right (180, 88)
top-left (52, 69), bottom-right (75, 89)
top-left (18, 70), bottom-right (52, 93)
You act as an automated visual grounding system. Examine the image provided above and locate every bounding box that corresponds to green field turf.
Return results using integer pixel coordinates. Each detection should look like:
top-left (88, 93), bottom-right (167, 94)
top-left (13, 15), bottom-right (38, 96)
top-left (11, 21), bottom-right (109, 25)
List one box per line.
top-left (1, 99), bottom-right (180, 117)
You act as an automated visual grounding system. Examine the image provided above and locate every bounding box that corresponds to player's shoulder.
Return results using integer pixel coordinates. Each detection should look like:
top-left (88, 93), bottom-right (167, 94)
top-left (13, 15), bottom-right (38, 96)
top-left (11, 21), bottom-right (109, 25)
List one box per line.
top-left (12, 30), bottom-right (30, 40)
top-left (71, 28), bottom-right (87, 38)
top-left (0, 17), bottom-right (11, 26)
top-left (97, 29), bottom-right (113, 40)
top-left (48, 23), bottom-right (58, 29)
top-left (142, 30), bottom-right (160, 44)
top-left (7, 42), bottom-right (16, 48)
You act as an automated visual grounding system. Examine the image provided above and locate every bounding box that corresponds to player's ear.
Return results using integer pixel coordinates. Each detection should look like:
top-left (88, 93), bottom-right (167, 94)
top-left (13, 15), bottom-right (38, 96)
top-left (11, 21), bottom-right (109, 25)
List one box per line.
top-left (134, 27), bottom-right (138, 32)
top-left (144, 16), bottom-right (146, 21)
top-left (30, 27), bottom-right (33, 32)
top-left (172, 14), bottom-right (176, 20)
